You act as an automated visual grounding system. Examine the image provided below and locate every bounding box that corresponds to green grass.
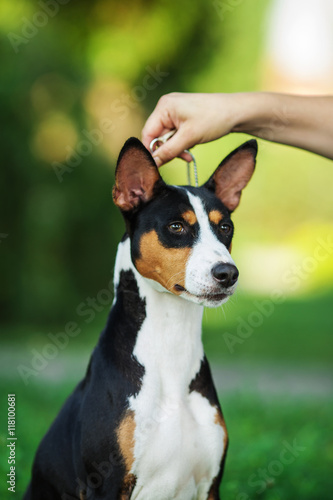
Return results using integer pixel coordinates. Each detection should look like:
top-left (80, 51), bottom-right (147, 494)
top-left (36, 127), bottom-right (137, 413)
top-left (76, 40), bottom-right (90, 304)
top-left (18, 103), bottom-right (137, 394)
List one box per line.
top-left (221, 395), bottom-right (333, 500)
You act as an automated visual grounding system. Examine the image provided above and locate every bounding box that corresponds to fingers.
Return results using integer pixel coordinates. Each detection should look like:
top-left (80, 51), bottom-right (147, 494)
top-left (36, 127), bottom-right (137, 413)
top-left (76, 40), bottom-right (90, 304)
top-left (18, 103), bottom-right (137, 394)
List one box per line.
top-left (142, 95), bottom-right (177, 151)
top-left (141, 120), bottom-right (168, 152)
top-left (178, 151), bottom-right (194, 163)
top-left (151, 130), bottom-right (193, 167)
top-left (142, 92), bottom-right (206, 166)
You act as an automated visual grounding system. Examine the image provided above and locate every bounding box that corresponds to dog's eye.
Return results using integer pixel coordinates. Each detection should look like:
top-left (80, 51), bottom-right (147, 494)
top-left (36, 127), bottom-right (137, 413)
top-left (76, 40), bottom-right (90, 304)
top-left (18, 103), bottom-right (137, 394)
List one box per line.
top-left (219, 223), bottom-right (232, 235)
top-left (168, 222), bottom-right (185, 234)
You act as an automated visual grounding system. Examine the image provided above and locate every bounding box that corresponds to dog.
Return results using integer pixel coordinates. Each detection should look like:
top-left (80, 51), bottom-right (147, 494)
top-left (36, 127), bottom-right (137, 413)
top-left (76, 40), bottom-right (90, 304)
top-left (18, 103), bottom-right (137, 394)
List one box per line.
top-left (24, 137), bottom-right (257, 500)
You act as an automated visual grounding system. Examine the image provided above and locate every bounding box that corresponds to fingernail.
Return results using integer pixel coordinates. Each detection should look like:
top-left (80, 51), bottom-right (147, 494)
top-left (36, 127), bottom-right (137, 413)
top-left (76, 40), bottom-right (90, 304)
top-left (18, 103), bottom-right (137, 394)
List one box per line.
top-left (154, 156), bottom-right (162, 167)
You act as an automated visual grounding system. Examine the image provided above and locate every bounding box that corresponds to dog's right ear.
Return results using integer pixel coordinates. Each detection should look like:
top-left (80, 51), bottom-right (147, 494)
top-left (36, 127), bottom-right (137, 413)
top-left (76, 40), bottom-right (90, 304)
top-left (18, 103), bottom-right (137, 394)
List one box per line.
top-left (113, 137), bottom-right (164, 211)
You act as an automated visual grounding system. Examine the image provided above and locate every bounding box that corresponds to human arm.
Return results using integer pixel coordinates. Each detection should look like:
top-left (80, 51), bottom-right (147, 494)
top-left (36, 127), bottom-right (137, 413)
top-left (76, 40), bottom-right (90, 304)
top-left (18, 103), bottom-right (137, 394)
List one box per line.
top-left (141, 92), bottom-right (333, 165)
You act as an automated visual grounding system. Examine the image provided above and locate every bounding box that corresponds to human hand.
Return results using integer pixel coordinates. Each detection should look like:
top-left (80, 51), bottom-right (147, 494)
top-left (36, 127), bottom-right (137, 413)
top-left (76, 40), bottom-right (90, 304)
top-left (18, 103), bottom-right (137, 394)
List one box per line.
top-left (142, 92), bottom-right (238, 166)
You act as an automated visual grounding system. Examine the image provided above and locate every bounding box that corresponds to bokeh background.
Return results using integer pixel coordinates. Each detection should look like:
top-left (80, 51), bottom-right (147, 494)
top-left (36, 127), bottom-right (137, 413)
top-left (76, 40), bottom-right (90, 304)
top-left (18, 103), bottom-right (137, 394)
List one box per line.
top-left (1, 0), bottom-right (333, 498)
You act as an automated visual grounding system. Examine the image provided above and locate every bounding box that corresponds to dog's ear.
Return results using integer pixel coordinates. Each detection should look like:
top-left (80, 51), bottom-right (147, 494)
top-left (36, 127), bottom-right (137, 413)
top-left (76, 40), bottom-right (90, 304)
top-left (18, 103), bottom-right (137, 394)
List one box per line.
top-left (113, 137), bottom-right (164, 211)
top-left (203, 140), bottom-right (257, 212)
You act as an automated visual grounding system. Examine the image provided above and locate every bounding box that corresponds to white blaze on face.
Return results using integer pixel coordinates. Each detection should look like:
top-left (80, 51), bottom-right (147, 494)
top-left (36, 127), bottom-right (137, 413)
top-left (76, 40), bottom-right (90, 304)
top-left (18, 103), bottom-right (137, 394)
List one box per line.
top-left (183, 191), bottom-right (237, 305)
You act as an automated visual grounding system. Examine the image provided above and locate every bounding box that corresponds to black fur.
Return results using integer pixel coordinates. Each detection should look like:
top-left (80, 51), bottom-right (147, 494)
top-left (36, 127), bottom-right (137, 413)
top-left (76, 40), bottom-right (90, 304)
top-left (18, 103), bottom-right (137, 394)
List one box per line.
top-left (24, 270), bottom-right (146, 500)
top-left (128, 185), bottom-right (234, 268)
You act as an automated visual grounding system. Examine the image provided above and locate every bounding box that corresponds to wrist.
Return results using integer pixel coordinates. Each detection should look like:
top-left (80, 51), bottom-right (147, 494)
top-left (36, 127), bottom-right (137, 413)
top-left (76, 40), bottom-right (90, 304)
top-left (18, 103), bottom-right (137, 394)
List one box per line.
top-left (231, 92), bottom-right (294, 140)
top-left (230, 92), bottom-right (269, 134)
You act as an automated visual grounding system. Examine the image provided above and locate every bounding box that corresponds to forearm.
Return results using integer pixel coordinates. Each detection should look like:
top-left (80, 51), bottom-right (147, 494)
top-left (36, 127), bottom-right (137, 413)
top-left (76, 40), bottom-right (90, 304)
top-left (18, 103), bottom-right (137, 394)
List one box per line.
top-left (142, 92), bottom-right (333, 166)
top-left (231, 93), bottom-right (333, 160)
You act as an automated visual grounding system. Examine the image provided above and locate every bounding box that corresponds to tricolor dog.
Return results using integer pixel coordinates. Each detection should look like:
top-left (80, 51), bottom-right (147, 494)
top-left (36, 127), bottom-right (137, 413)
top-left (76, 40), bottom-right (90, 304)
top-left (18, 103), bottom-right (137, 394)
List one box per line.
top-left (24, 137), bottom-right (257, 500)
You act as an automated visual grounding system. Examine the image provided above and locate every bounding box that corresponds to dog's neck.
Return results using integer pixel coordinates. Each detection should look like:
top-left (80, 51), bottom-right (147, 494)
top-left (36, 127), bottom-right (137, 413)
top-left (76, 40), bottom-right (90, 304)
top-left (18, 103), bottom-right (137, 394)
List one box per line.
top-left (113, 235), bottom-right (204, 330)
top-left (112, 236), bottom-right (205, 393)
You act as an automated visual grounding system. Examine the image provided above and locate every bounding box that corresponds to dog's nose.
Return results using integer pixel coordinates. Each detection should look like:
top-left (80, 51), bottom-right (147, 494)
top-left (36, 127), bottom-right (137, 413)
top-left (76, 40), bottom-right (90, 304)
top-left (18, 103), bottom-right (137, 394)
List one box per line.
top-left (211, 263), bottom-right (239, 288)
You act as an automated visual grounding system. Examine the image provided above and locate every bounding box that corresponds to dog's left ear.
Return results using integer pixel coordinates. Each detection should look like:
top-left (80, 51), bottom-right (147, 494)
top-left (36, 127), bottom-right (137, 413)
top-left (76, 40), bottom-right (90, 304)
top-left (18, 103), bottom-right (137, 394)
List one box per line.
top-left (113, 137), bottom-right (164, 211)
top-left (203, 139), bottom-right (257, 212)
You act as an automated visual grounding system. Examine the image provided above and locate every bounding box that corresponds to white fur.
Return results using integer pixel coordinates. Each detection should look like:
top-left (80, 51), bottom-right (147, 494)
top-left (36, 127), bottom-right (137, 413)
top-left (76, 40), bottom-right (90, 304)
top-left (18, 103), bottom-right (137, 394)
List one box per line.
top-left (182, 191), bottom-right (237, 307)
top-left (112, 236), bottom-right (133, 294)
top-left (114, 238), bottom-right (226, 500)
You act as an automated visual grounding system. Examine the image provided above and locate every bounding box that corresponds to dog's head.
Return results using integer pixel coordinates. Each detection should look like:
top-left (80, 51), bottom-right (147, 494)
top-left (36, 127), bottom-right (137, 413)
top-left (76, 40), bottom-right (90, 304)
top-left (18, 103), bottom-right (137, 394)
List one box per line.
top-left (113, 138), bottom-right (257, 307)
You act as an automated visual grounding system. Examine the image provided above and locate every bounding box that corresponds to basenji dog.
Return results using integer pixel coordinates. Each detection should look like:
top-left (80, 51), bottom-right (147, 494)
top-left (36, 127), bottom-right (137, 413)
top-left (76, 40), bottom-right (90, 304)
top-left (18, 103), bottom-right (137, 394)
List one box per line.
top-left (24, 137), bottom-right (257, 500)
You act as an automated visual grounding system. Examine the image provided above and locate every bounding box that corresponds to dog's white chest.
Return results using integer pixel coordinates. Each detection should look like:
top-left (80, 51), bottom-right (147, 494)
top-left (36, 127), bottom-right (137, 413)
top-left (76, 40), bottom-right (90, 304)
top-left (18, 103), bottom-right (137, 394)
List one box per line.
top-left (129, 390), bottom-right (225, 500)
top-left (126, 288), bottom-right (226, 500)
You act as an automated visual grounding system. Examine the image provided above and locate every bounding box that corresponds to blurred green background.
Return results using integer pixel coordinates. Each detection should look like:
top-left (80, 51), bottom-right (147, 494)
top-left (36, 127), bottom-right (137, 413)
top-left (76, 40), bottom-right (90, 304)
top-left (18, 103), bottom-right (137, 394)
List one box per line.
top-left (0, 1), bottom-right (332, 499)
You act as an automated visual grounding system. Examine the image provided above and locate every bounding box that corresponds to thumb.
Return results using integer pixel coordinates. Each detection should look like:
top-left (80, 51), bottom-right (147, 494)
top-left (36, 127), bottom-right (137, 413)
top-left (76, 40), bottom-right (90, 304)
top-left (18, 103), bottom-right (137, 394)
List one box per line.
top-left (152, 131), bottom-right (193, 167)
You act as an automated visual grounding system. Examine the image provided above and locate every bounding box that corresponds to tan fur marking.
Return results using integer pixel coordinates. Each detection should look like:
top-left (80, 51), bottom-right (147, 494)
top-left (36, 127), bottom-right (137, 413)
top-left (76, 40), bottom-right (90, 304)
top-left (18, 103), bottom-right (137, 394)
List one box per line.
top-left (229, 242), bottom-right (232, 253)
top-left (135, 230), bottom-right (191, 293)
top-left (214, 407), bottom-right (229, 448)
top-left (214, 407), bottom-right (224, 427)
top-left (119, 473), bottom-right (137, 499)
top-left (117, 410), bottom-right (136, 472)
top-left (181, 210), bottom-right (197, 226)
top-left (207, 410), bottom-right (229, 499)
top-left (209, 210), bottom-right (223, 225)
top-left (208, 488), bottom-right (215, 499)
top-left (79, 492), bottom-right (86, 500)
